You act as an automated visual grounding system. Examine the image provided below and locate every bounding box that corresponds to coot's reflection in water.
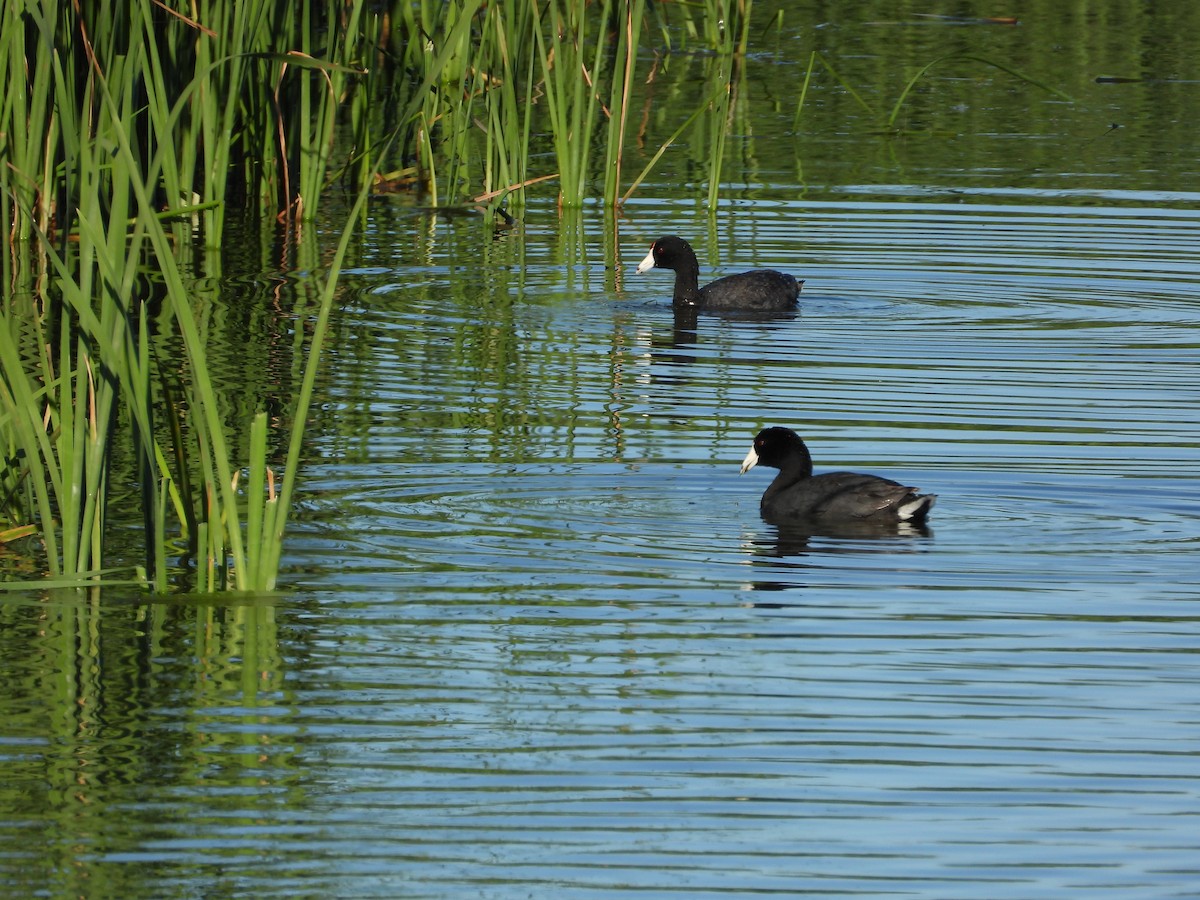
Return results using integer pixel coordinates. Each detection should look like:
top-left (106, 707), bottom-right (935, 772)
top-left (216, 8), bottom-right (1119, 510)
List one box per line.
top-left (748, 519), bottom-right (933, 555)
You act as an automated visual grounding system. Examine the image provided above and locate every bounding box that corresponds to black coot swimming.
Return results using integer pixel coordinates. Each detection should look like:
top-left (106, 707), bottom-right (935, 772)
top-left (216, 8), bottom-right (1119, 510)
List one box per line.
top-left (740, 427), bottom-right (936, 525)
top-left (635, 235), bottom-right (801, 312)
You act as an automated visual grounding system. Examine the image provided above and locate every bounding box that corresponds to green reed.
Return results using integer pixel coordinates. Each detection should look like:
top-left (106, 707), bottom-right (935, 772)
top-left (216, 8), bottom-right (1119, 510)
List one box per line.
top-left (649, 0), bottom-right (753, 53)
top-left (476, 1), bottom-right (535, 210)
top-left (356, 0), bottom-right (746, 210)
top-left (531, 0), bottom-right (609, 207)
top-left (709, 0), bottom-right (755, 55)
top-left (1, 0), bottom-right (752, 592)
top-left (0, 2), bottom-right (141, 582)
top-left (602, 0), bottom-right (646, 205)
top-left (0, 0), bottom-right (371, 591)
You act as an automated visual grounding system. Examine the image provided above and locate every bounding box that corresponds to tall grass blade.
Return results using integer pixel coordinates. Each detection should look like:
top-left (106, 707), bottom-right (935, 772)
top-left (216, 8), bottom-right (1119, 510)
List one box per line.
top-left (603, 0), bottom-right (646, 206)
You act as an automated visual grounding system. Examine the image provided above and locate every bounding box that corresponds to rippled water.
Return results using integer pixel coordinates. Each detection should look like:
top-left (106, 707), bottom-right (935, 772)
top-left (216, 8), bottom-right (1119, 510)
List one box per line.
top-left (3, 193), bottom-right (1199, 898)
top-left (233, 197), bottom-right (1197, 897)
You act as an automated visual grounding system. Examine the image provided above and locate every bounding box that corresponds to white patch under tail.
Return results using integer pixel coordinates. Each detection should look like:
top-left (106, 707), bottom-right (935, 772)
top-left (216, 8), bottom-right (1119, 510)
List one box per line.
top-left (898, 493), bottom-right (936, 521)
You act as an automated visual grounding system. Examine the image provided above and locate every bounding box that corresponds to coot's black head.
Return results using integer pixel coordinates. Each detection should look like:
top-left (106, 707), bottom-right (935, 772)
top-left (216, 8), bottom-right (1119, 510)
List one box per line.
top-left (635, 235), bottom-right (697, 274)
top-left (741, 427), bottom-right (812, 474)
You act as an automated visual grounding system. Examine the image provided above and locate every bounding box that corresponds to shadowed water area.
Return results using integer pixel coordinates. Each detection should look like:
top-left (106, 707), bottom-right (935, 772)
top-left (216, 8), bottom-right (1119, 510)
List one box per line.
top-left (3, 3), bottom-right (1200, 897)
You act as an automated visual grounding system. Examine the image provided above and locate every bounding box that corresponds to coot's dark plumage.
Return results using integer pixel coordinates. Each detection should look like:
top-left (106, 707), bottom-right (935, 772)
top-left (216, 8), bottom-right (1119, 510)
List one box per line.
top-left (635, 235), bottom-right (801, 311)
top-left (740, 427), bottom-right (936, 525)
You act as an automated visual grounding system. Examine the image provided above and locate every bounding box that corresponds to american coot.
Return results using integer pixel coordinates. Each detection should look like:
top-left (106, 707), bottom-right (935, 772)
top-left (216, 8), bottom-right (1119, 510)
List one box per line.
top-left (740, 427), bottom-right (936, 525)
top-left (635, 235), bottom-right (802, 311)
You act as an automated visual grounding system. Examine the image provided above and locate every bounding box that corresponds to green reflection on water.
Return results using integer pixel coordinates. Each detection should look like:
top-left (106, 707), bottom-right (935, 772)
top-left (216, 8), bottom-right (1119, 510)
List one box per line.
top-left (0, 589), bottom-right (300, 897)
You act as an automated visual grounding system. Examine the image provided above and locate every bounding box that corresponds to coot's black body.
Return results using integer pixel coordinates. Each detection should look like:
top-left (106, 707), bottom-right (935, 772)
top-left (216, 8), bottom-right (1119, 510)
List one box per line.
top-left (741, 427), bottom-right (936, 525)
top-left (636, 235), bottom-right (801, 312)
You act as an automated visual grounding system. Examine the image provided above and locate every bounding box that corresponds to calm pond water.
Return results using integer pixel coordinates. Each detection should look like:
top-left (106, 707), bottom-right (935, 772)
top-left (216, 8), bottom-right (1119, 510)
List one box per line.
top-left (4, 4), bottom-right (1200, 898)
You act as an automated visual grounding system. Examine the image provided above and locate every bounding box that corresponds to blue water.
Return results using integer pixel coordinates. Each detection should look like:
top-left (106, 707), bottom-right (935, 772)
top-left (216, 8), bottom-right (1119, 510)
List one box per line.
top-left (248, 198), bottom-right (1199, 897)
